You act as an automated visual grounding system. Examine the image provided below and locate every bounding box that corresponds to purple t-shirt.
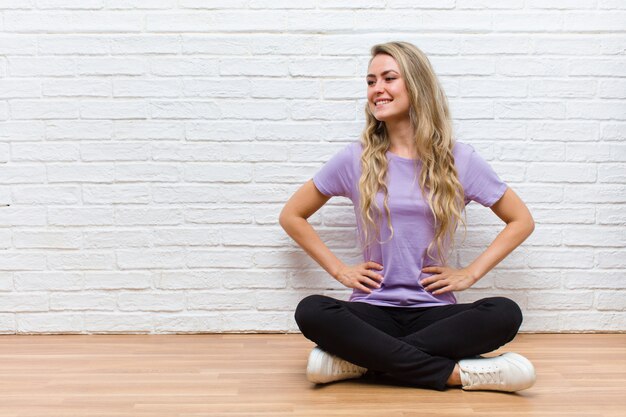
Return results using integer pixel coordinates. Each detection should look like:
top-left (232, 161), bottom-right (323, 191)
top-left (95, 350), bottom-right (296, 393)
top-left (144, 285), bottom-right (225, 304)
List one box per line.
top-left (312, 141), bottom-right (508, 308)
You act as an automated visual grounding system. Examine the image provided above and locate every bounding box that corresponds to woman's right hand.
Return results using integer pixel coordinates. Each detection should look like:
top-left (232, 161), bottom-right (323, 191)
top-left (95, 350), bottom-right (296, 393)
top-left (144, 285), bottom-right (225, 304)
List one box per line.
top-left (334, 261), bottom-right (384, 294)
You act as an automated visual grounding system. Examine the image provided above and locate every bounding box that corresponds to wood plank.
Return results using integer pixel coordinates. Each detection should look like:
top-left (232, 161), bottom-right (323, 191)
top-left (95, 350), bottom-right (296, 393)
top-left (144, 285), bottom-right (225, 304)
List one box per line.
top-left (0, 334), bottom-right (624, 417)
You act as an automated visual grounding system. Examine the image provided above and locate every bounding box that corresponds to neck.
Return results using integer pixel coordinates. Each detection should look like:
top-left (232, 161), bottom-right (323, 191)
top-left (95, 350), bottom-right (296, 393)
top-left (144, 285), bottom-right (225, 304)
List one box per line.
top-left (384, 117), bottom-right (416, 158)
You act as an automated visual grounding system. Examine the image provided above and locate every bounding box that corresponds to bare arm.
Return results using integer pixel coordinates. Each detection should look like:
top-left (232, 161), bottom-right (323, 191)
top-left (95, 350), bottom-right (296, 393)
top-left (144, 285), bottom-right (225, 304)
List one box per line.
top-left (279, 179), bottom-right (383, 293)
top-left (464, 186), bottom-right (535, 281)
top-left (421, 186), bottom-right (535, 294)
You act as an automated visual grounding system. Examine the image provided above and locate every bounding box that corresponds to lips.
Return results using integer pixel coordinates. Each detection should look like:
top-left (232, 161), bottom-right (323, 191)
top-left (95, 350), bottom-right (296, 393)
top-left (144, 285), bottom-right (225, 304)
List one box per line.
top-left (375, 99), bottom-right (393, 106)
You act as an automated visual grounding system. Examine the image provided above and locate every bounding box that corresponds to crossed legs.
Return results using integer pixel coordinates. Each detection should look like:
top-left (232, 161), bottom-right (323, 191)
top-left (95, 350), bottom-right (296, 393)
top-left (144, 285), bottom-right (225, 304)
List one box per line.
top-left (294, 294), bottom-right (523, 391)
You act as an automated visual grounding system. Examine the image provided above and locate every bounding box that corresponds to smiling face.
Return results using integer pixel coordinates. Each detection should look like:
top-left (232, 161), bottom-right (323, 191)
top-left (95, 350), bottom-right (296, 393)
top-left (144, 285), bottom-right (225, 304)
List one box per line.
top-left (366, 53), bottom-right (411, 123)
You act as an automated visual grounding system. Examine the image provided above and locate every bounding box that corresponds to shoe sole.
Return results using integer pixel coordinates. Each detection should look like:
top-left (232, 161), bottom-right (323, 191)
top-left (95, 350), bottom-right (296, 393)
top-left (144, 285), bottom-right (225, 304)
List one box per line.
top-left (501, 352), bottom-right (536, 391)
top-left (306, 347), bottom-right (327, 384)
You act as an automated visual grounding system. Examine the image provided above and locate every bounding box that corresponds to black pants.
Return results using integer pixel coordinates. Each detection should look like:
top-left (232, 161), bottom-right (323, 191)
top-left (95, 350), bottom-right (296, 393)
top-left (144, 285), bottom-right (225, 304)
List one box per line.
top-left (294, 294), bottom-right (523, 391)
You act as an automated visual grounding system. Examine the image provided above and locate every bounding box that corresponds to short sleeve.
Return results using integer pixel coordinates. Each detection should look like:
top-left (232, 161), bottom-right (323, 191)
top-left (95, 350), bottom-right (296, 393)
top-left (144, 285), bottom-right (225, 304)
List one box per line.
top-left (462, 145), bottom-right (508, 207)
top-left (312, 143), bottom-right (356, 199)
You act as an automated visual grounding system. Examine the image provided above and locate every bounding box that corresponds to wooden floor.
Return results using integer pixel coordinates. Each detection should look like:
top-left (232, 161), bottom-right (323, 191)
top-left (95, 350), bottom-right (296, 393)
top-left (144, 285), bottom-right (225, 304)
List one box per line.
top-left (0, 334), bottom-right (624, 417)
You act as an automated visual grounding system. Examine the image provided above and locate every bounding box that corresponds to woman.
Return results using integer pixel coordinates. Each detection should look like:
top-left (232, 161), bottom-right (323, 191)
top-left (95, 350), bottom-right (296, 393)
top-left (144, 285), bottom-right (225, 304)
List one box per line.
top-left (279, 41), bottom-right (536, 392)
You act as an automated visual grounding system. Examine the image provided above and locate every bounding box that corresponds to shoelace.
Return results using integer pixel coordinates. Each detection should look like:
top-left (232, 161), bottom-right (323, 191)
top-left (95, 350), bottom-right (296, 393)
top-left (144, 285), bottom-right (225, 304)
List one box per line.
top-left (333, 358), bottom-right (362, 375)
top-left (466, 368), bottom-right (503, 387)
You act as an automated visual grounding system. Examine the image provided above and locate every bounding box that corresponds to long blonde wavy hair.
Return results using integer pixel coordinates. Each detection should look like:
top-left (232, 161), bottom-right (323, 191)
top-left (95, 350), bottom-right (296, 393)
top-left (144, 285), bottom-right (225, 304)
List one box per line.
top-left (359, 41), bottom-right (467, 267)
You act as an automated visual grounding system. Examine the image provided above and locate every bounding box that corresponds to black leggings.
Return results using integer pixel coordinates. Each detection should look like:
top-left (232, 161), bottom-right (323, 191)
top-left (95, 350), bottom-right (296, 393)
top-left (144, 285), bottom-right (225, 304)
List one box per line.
top-left (294, 294), bottom-right (523, 391)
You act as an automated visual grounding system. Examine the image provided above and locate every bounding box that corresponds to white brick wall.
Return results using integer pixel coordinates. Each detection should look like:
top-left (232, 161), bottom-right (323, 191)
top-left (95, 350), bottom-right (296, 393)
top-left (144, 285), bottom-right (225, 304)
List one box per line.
top-left (0, 2), bottom-right (624, 334)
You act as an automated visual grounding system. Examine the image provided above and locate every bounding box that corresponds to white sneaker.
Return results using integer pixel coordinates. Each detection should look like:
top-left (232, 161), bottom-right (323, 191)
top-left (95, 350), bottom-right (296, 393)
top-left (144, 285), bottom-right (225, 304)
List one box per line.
top-left (458, 352), bottom-right (536, 392)
top-left (306, 346), bottom-right (368, 384)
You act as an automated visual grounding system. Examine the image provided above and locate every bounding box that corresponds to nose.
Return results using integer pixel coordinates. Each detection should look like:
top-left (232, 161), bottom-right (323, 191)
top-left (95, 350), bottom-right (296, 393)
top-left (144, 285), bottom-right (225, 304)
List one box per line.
top-left (373, 79), bottom-right (385, 93)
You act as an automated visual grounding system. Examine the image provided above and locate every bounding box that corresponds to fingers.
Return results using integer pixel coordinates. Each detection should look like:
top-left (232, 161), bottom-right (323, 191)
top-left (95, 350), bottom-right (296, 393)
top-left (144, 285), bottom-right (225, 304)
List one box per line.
top-left (365, 261), bottom-right (383, 270)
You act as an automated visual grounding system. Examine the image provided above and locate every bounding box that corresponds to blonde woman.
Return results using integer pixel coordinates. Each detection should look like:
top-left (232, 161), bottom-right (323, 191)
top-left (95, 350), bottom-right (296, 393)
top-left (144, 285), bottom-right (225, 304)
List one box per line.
top-left (279, 41), bottom-right (536, 392)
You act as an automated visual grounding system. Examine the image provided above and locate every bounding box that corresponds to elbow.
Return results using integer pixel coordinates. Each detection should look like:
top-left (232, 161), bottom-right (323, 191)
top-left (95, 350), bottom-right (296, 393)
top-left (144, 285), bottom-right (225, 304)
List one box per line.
top-left (278, 208), bottom-right (289, 231)
top-left (523, 215), bottom-right (535, 236)
top-left (278, 207), bottom-right (295, 232)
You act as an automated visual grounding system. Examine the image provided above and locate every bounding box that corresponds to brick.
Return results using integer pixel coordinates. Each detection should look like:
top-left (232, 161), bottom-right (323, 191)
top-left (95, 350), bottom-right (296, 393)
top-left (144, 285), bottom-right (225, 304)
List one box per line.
top-left (499, 142), bottom-right (565, 162)
top-left (0, 80), bottom-right (40, 98)
top-left (0, 35), bottom-right (37, 54)
top-left (527, 249), bottom-right (594, 268)
top-left (153, 313), bottom-right (222, 333)
top-left (565, 12), bottom-right (626, 31)
top-left (527, 121), bottom-right (598, 141)
top-left (8, 57), bottom-right (74, 76)
top-left (84, 230), bottom-right (151, 249)
top-left (0, 121), bottom-right (45, 141)
top-left (596, 291), bottom-right (626, 311)
top-left (116, 250), bottom-right (185, 270)
top-left (48, 207), bottom-right (114, 226)
top-left (254, 164), bottom-right (319, 184)
top-left (183, 79), bottom-right (250, 99)
top-left (38, 35), bottom-right (110, 54)
top-left (153, 228), bottom-right (220, 247)
top-left (0, 314), bottom-right (16, 334)
top-left (187, 291), bottom-right (256, 310)
top-left (18, 313), bottom-right (83, 334)
top-left (113, 79), bottom-right (181, 98)
top-left (158, 270), bottom-right (222, 290)
top-left (530, 79), bottom-right (596, 98)
top-left (528, 291), bottom-right (593, 310)
top-left (82, 184), bottom-right (150, 204)
top-left (47, 163), bottom-right (115, 183)
top-left (11, 100), bottom-right (79, 119)
top-left (493, 12), bottom-right (562, 31)
top-left (110, 35), bottom-right (180, 54)
top-left (597, 205), bottom-right (626, 224)
top-left (149, 58), bottom-right (218, 76)
top-left (564, 270), bottom-right (626, 289)
top-left (12, 185), bottom-right (80, 204)
top-left (567, 101), bottom-right (626, 120)
top-left (50, 292), bottom-right (116, 311)
top-left (84, 272), bottom-right (151, 290)
top-left (596, 250), bottom-right (626, 268)
top-left (81, 143), bottom-right (150, 161)
top-left (222, 311), bottom-right (290, 332)
top-left (14, 231), bottom-right (81, 249)
top-left (114, 121), bottom-right (183, 140)
top-left (14, 272), bottom-right (83, 291)
top-left (13, 143), bottom-right (79, 162)
top-left (118, 292), bottom-right (186, 312)
top-left (0, 273), bottom-right (13, 292)
top-left (0, 293), bottom-right (48, 312)
top-left (559, 312), bottom-right (626, 331)
top-left (43, 79), bottom-right (110, 97)
top-left (0, 165), bottom-right (46, 183)
top-left (527, 163), bottom-right (595, 182)
top-left (564, 185), bottom-right (626, 203)
top-left (47, 251), bottom-right (115, 270)
top-left (115, 208), bottom-right (183, 226)
top-left (115, 163), bottom-right (180, 182)
top-left (221, 269), bottom-right (288, 289)
top-left (185, 207), bottom-right (253, 224)
top-left (47, 120), bottom-right (112, 140)
top-left (149, 100), bottom-right (220, 119)
top-left (77, 57), bottom-right (145, 76)
top-left (84, 314), bottom-right (152, 333)
top-left (186, 249), bottom-right (254, 268)
top-left (80, 100), bottom-right (147, 119)
top-left (221, 226), bottom-right (293, 247)
top-left (183, 163), bottom-right (252, 182)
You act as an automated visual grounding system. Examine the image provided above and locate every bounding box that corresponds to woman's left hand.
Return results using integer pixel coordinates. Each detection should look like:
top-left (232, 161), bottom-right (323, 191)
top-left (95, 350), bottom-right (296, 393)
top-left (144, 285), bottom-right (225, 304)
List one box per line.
top-left (420, 266), bottom-right (478, 295)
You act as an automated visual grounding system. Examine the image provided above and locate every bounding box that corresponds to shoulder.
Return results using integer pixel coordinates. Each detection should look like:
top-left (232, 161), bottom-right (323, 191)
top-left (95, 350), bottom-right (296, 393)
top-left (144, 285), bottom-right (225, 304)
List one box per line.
top-left (332, 140), bottom-right (363, 162)
top-left (451, 140), bottom-right (476, 161)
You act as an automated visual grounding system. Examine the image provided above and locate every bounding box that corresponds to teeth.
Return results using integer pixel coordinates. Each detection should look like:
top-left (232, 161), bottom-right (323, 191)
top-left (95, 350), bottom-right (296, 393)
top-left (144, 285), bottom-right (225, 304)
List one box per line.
top-left (376, 100), bottom-right (391, 105)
